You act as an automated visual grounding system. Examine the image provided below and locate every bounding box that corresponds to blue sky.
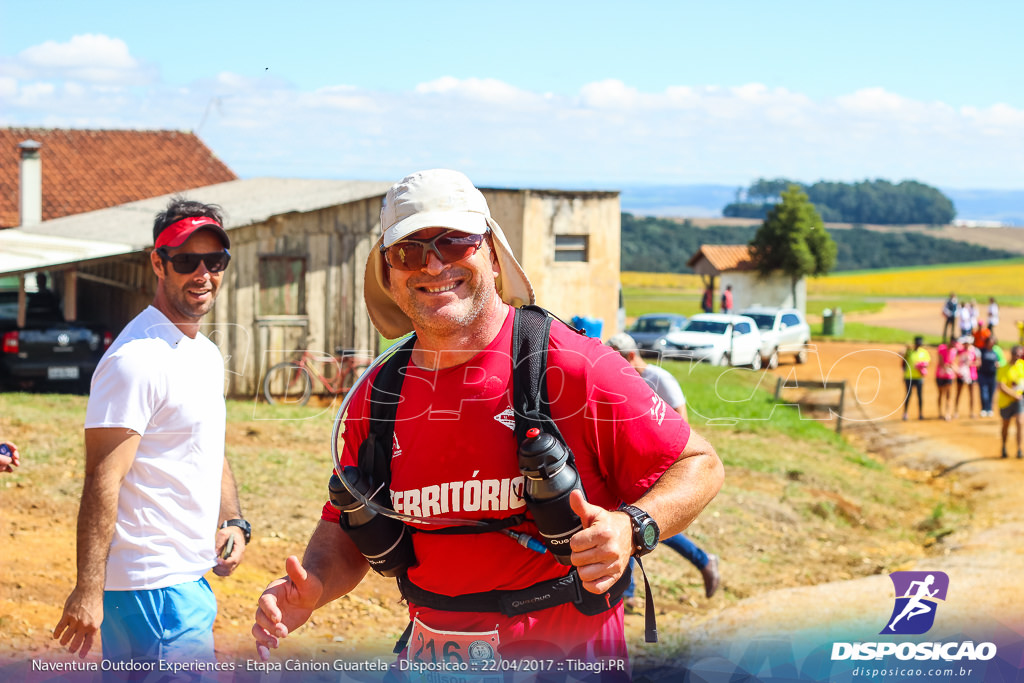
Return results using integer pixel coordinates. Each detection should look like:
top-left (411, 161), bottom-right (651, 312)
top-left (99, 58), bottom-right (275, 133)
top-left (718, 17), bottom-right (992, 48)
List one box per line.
top-left (2, 0), bottom-right (1023, 191)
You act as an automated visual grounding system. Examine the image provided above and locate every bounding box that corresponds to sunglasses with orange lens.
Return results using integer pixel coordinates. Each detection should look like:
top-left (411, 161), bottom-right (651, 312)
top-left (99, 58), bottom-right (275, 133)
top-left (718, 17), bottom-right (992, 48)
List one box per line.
top-left (381, 230), bottom-right (488, 271)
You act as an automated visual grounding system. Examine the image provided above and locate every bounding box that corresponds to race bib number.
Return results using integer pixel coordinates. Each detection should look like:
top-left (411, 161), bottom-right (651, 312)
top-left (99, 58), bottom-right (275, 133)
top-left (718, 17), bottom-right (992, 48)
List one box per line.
top-left (405, 617), bottom-right (501, 682)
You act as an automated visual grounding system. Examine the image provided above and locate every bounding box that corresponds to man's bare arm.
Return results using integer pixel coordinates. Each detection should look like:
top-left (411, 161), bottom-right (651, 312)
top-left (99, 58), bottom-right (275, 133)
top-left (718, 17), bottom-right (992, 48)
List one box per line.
top-left (214, 456), bottom-right (246, 576)
top-left (53, 428), bottom-right (139, 658)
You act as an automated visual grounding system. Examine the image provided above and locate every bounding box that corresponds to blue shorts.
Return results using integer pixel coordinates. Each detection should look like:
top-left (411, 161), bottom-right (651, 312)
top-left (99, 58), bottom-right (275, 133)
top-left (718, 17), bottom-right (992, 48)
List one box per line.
top-left (102, 577), bottom-right (217, 665)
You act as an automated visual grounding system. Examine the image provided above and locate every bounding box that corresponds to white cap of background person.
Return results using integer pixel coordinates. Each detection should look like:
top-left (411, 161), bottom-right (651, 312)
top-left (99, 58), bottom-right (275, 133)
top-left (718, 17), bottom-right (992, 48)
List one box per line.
top-left (606, 332), bottom-right (639, 354)
top-left (364, 169), bottom-right (535, 339)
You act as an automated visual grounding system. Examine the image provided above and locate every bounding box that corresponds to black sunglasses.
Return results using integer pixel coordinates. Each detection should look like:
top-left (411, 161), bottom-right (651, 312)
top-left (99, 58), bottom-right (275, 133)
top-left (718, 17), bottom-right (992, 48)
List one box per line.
top-left (381, 230), bottom-right (488, 271)
top-left (156, 247), bottom-right (231, 274)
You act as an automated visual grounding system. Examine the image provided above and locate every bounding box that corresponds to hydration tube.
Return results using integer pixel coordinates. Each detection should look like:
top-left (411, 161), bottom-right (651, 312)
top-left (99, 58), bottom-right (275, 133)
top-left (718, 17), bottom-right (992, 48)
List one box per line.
top-left (330, 335), bottom-right (491, 528)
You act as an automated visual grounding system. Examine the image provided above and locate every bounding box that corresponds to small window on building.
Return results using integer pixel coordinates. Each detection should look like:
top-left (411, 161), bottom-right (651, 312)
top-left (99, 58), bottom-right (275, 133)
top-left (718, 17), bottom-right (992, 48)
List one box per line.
top-left (259, 255), bottom-right (306, 316)
top-left (554, 235), bottom-right (589, 262)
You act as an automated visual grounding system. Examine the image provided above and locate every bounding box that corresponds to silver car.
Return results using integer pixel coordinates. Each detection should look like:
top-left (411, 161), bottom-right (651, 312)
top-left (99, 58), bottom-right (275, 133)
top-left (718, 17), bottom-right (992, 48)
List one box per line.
top-left (625, 313), bottom-right (688, 354)
top-left (739, 306), bottom-right (811, 369)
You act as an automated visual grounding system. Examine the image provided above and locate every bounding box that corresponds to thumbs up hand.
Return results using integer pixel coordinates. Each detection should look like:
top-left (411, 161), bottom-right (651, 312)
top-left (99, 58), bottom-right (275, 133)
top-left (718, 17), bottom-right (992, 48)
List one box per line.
top-left (568, 490), bottom-right (634, 594)
top-left (252, 555), bottom-right (324, 660)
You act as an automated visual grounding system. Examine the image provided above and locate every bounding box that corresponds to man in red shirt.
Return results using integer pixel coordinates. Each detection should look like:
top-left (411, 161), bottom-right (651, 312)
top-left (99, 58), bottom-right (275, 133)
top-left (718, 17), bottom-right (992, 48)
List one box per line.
top-left (251, 170), bottom-right (723, 669)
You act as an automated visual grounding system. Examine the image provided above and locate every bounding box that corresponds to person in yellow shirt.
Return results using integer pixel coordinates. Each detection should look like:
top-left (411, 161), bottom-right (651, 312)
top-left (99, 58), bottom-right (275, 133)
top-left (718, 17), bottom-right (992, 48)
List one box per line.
top-left (902, 336), bottom-right (931, 421)
top-left (996, 345), bottom-right (1024, 459)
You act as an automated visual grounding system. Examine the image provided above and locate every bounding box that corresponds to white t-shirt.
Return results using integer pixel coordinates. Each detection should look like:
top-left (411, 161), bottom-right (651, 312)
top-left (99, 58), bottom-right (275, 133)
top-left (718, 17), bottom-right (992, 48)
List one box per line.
top-left (640, 364), bottom-right (686, 411)
top-left (85, 306), bottom-right (226, 591)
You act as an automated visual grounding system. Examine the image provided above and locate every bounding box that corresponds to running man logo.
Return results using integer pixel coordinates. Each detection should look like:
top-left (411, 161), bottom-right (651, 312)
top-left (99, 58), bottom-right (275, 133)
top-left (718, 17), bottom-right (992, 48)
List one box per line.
top-left (881, 571), bottom-right (949, 635)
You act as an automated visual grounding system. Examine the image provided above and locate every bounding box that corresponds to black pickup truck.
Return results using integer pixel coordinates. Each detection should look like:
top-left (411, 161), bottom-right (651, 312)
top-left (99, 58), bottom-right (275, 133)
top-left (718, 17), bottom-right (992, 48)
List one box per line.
top-left (0, 290), bottom-right (112, 392)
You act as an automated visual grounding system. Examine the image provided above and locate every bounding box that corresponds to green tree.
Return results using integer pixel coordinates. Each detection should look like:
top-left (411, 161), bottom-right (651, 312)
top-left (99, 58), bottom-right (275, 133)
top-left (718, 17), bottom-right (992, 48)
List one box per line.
top-left (749, 185), bottom-right (837, 303)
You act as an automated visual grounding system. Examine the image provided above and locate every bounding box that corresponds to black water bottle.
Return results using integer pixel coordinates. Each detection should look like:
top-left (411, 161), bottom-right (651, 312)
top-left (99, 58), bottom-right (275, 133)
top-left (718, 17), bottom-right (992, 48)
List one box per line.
top-left (518, 427), bottom-right (585, 564)
top-left (328, 466), bottom-right (415, 577)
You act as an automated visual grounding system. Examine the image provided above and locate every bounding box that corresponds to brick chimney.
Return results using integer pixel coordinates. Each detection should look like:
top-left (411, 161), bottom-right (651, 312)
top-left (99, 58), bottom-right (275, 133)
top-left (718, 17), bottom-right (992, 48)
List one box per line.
top-left (19, 139), bottom-right (43, 226)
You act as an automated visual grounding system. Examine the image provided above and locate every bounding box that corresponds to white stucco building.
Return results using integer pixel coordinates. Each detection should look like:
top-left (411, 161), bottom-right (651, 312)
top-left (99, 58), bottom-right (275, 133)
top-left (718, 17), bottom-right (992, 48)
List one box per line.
top-left (687, 244), bottom-right (806, 314)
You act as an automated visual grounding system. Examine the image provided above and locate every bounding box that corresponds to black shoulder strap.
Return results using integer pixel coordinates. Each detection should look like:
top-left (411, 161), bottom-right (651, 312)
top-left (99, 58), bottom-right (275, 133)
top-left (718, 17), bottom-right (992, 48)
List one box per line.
top-left (357, 336), bottom-right (415, 491)
top-left (512, 305), bottom-right (570, 449)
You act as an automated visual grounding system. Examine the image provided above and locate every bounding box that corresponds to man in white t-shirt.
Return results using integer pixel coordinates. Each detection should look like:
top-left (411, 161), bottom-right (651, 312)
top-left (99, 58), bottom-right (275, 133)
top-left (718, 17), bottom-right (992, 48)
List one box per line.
top-left (53, 198), bottom-right (250, 668)
top-left (606, 333), bottom-right (721, 605)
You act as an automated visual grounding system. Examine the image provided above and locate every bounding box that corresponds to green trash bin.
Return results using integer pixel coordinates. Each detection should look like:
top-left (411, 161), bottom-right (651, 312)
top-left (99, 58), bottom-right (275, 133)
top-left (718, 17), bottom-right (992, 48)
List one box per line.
top-left (822, 308), bottom-right (844, 336)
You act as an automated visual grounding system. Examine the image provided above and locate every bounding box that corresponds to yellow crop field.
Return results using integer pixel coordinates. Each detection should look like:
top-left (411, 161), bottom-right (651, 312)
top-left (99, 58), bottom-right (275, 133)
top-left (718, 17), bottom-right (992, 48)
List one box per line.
top-left (621, 271), bottom-right (703, 290)
top-left (806, 260), bottom-right (1024, 299)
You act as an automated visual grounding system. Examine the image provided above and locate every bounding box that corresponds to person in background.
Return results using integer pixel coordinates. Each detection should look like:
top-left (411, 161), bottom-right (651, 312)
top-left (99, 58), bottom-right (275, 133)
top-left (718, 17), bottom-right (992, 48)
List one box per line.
top-left (721, 285), bottom-right (733, 314)
top-left (702, 286), bottom-right (714, 314)
top-left (941, 293), bottom-right (959, 341)
top-left (34, 272), bottom-right (61, 311)
top-left (0, 440), bottom-right (20, 473)
top-left (954, 338), bottom-right (979, 419)
top-left (996, 345), bottom-right (1024, 459)
top-left (606, 333), bottom-right (721, 609)
top-left (958, 300), bottom-right (976, 339)
top-left (901, 336), bottom-right (930, 421)
top-left (972, 323), bottom-right (991, 351)
top-left (935, 336), bottom-right (960, 421)
top-left (987, 297), bottom-right (999, 331)
top-left (978, 336), bottom-right (1004, 418)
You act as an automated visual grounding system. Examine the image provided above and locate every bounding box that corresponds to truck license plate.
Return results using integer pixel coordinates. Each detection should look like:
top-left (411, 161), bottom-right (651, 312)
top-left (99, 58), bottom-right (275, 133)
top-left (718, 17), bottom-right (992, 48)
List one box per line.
top-left (47, 366), bottom-right (79, 380)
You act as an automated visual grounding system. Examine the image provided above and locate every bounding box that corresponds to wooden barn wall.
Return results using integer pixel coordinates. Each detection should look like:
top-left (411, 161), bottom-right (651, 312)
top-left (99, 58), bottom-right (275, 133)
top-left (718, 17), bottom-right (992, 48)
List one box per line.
top-left (220, 198), bottom-right (381, 399)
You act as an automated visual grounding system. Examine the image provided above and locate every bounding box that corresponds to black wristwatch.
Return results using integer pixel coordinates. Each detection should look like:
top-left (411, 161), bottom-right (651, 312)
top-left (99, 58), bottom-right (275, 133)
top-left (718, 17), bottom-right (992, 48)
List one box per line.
top-left (619, 504), bottom-right (660, 557)
top-left (221, 518), bottom-right (252, 544)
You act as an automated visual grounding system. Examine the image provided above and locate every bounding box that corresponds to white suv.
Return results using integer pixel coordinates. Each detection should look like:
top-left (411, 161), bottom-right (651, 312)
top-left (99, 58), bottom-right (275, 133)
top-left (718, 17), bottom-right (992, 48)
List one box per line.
top-left (662, 313), bottom-right (764, 369)
top-left (739, 306), bottom-right (811, 369)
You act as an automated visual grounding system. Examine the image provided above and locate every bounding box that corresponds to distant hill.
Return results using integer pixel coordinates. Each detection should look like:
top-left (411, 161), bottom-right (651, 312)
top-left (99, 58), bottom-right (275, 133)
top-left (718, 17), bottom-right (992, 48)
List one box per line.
top-left (621, 215), bottom-right (1020, 274)
top-left (617, 183), bottom-right (1024, 227)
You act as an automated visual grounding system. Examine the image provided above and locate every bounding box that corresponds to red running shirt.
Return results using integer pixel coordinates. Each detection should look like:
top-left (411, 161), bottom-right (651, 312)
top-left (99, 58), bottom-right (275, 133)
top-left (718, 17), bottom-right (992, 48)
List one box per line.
top-left (323, 309), bottom-right (689, 659)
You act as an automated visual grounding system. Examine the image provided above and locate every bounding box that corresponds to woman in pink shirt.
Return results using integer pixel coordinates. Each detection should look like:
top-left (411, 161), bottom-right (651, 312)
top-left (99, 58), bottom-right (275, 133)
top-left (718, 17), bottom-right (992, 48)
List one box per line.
top-left (935, 336), bottom-right (961, 421)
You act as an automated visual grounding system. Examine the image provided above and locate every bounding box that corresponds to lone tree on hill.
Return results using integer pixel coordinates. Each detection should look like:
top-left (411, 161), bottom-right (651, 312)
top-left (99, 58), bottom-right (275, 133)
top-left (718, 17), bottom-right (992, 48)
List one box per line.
top-left (749, 184), bottom-right (837, 304)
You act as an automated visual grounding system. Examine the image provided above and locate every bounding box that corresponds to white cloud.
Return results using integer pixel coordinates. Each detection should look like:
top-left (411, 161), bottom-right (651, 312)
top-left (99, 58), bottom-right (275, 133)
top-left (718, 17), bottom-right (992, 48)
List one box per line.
top-left (14, 34), bottom-right (156, 85)
top-left (415, 77), bottom-right (541, 107)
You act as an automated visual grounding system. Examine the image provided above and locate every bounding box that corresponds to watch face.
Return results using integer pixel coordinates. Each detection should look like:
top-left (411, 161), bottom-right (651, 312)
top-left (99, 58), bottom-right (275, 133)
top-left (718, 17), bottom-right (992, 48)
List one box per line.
top-left (641, 523), bottom-right (658, 548)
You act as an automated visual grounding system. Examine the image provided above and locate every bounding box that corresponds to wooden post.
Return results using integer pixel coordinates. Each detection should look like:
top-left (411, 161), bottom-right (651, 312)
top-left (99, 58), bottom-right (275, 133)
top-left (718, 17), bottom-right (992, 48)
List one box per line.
top-left (835, 380), bottom-right (846, 434)
top-left (16, 275), bottom-right (26, 329)
top-left (64, 270), bottom-right (78, 321)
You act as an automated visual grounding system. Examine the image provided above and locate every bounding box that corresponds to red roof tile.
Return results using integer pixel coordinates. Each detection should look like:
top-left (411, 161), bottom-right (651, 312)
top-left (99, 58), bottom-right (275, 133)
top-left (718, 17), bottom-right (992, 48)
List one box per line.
top-left (0, 128), bottom-right (237, 228)
top-left (687, 244), bottom-right (757, 272)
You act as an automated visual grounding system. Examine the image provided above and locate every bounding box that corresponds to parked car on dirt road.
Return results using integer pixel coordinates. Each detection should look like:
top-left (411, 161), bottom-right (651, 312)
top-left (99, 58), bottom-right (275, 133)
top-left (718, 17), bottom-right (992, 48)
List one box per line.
top-left (0, 289), bottom-right (112, 392)
top-left (625, 313), bottom-right (688, 355)
top-left (662, 313), bottom-right (763, 369)
top-left (739, 306), bottom-right (811, 369)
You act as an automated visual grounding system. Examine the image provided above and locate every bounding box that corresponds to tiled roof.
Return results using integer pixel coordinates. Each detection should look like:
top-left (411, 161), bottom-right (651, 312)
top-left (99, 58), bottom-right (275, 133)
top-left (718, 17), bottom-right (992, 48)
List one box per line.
top-left (0, 128), bottom-right (237, 228)
top-left (687, 244), bottom-right (757, 272)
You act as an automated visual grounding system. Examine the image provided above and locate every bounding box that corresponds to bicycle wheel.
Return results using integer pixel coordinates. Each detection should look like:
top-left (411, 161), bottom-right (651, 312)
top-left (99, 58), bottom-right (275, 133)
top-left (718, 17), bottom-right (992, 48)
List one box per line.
top-left (340, 363), bottom-right (370, 394)
top-left (263, 362), bottom-right (313, 406)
